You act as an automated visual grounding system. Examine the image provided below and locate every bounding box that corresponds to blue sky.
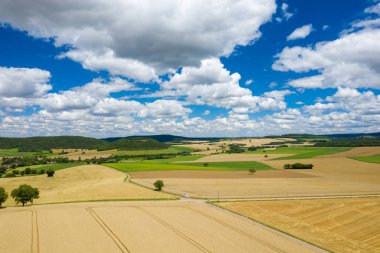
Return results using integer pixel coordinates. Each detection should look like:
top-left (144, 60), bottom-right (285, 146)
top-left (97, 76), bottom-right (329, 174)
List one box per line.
top-left (0, 0), bottom-right (379, 137)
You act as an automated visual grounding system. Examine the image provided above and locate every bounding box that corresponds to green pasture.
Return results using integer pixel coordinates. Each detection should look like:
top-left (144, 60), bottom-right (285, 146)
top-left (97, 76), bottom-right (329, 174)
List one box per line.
top-left (105, 160), bottom-right (272, 172)
top-left (350, 155), bottom-right (380, 164)
top-left (0, 148), bottom-right (51, 157)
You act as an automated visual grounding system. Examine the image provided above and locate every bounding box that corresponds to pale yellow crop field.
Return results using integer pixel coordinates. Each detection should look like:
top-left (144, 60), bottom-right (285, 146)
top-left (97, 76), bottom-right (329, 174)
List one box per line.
top-left (0, 165), bottom-right (172, 206)
top-left (217, 198), bottom-right (380, 253)
top-left (0, 201), bottom-right (322, 253)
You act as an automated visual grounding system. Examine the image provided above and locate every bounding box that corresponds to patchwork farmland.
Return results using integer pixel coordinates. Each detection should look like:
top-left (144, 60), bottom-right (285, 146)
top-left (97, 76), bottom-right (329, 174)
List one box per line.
top-left (1, 136), bottom-right (380, 252)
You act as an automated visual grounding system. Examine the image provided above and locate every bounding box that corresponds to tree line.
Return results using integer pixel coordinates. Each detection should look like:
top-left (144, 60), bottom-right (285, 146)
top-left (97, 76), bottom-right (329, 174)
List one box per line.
top-left (0, 136), bottom-right (169, 152)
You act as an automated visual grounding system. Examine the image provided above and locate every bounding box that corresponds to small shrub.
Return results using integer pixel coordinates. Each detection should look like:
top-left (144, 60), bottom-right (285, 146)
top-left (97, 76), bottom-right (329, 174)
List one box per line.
top-left (46, 169), bottom-right (55, 177)
top-left (284, 163), bottom-right (314, 169)
top-left (0, 187), bottom-right (8, 207)
top-left (249, 169), bottom-right (256, 175)
top-left (203, 163), bottom-right (209, 167)
top-left (31, 169), bottom-right (37, 175)
top-left (153, 180), bottom-right (164, 191)
top-left (24, 167), bottom-right (32, 175)
top-left (39, 169), bottom-right (45, 175)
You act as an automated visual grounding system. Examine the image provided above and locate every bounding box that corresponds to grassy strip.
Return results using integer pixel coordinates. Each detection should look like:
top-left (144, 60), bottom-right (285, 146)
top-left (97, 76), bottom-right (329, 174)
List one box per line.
top-left (104, 160), bottom-right (273, 172)
top-left (179, 161), bottom-right (273, 170)
top-left (0, 148), bottom-right (52, 157)
top-left (349, 155), bottom-right (380, 164)
top-left (245, 147), bottom-right (351, 160)
top-left (210, 201), bottom-right (332, 253)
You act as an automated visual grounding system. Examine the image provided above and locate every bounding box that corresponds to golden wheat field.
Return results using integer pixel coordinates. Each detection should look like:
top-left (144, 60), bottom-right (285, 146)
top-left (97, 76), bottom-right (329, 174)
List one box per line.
top-left (0, 201), bottom-right (324, 253)
top-left (1, 165), bottom-right (172, 206)
top-left (217, 198), bottom-right (380, 253)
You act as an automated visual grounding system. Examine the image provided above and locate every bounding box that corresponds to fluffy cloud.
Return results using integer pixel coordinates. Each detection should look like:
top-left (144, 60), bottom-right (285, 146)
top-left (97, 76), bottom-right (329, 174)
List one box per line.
top-left (365, 3), bottom-right (380, 15)
top-left (0, 0), bottom-right (276, 81)
top-left (274, 28), bottom-right (380, 89)
top-left (159, 58), bottom-right (290, 113)
top-left (0, 67), bottom-right (51, 98)
top-left (276, 3), bottom-right (294, 22)
top-left (287, 24), bottom-right (313, 41)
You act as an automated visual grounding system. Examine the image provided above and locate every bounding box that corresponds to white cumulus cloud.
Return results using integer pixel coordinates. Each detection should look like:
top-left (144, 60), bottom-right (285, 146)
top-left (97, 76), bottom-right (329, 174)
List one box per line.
top-left (0, 0), bottom-right (276, 82)
top-left (287, 24), bottom-right (313, 41)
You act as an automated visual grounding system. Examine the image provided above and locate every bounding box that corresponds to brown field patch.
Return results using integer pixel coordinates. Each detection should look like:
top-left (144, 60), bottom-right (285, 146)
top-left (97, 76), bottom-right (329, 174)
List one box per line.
top-left (0, 165), bottom-right (172, 206)
top-left (0, 201), bottom-right (322, 253)
top-left (217, 198), bottom-right (380, 253)
top-left (52, 149), bottom-right (112, 160)
top-left (129, 170), bottom-right (315, 179)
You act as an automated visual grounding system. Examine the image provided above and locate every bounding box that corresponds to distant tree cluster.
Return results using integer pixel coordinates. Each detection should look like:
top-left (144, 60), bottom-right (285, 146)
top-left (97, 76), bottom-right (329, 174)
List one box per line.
top-left (227, 144), bottom-right (245, 153)
top-left (283, 163), bottom-right (314, 169)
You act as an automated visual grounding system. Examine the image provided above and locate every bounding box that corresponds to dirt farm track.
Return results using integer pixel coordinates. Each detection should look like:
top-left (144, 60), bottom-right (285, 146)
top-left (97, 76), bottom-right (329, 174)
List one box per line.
top-left (0, 200), bottom-right (324, 253)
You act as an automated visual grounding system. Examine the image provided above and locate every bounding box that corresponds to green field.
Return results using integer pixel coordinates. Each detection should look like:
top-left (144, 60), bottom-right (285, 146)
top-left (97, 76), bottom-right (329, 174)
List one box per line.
top-left (245, 147), bottom-right (351, 160)
top-left (10, 162), bottom-right (83, 173)
top-left (105, 160), bottom-right (272, 172)
top-left (179, 161), bottom-right (273, 170)
top-left (0, 148), bottom-right (51, 157)
top-left (350, 155), bottom-right (380, 164)
top-left (110, 145), bottom-right (195, 155)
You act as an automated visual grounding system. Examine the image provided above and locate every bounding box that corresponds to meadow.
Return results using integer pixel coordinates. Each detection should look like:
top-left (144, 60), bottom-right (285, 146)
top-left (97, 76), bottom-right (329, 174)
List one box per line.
top-left (0, 148), bottom-right (51, 157)
top-left (105, 160), bottom-right (272, 172)
top-left (350, 155), bottom-right (380, 164)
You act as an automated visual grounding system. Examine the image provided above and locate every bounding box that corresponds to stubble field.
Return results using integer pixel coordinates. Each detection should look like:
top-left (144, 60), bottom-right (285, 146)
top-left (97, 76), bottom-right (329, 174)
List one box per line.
top-left (217, 198), bottom-right (380, 253)
top-left (0, 165), bottom-right (172, 206)
top-left (0, 201), bottom-right (323, 253)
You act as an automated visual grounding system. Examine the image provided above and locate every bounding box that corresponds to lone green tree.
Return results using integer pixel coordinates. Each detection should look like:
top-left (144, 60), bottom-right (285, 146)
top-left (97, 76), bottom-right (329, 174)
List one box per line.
top-left (249, 169), bottom-right (256, 175)
top-left (11, 184), bottom-right (39, 206)
top-left (0, 187), bottom-right (8, 207)
top-left (153, 180), bottom-right (164, 191)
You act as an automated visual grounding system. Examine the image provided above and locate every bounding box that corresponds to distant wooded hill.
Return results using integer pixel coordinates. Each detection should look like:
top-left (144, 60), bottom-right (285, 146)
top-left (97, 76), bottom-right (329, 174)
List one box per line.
top-left (0, 136), bottom-right (169, 152)
top-left (102, 134), bottom-right (222, 143)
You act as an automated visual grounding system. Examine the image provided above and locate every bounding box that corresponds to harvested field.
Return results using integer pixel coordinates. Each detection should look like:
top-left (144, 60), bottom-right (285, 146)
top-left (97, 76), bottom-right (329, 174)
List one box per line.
top-left (0, 201), bottom-right (323, 253)
top-left (217, 198), bottom-right (380, 253)
top-left (129, 170), bottom-right (315, 179)
top-left (0, 165), bottom-right (172, 206)
top-left (133, 156), bottom-right (380, 198)
top-left (219, 138), bottom-right (296, 147)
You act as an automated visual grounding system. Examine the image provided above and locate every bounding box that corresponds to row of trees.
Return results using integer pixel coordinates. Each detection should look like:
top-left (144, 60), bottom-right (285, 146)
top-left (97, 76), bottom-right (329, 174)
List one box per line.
top-left (0, 185), bottom-right (39, 207)
top-left (283, 163), bottom-right (314, 169)
top-left (1, 168), bottom-right (55, 178)
top-left (1, 156), bottom-right (70, 169)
